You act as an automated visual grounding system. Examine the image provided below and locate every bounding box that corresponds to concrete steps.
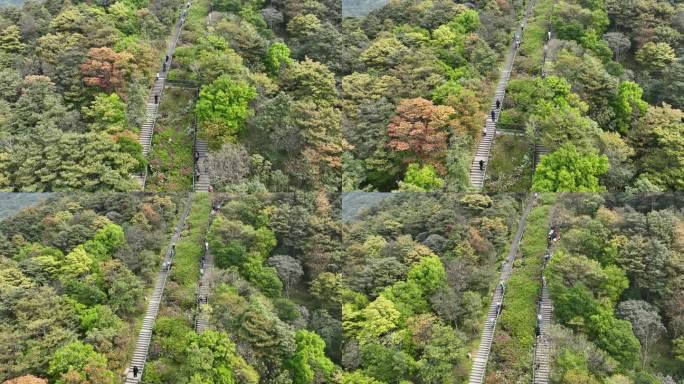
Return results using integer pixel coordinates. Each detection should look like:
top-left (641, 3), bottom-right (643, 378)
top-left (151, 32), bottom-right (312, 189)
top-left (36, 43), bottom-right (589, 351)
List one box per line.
top-left (533, 206), bottom-right (560, 383)
top-left (135, 1), bottom-right (192, 189)
top-left (535, 144), bottom-right (552, 167)
top-left (195, 213), bottom-right (216, 334)
top-left (123, 193), bottom-right (194, 383)
top-left (194, 138), bottom-right (210, 192)
top-left (468, 193), bottom-right (538, 384)
top-left (533, 278), bottom-right (554, 383)
top-left (468, 0), bottom-right (536, 191)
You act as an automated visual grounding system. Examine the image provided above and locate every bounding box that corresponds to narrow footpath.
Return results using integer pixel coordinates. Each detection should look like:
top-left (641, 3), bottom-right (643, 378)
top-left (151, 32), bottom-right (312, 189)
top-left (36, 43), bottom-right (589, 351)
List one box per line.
top-left (195, 206), bottom-right (216, 333)
top-left (134, 1), bottom-right (193, 189)
top-left (468, 193), bottom-right (539, 384)
top-left (123, 193), bottom-right (194, 383)
top-left (469, 0), bottom-right (537, 191)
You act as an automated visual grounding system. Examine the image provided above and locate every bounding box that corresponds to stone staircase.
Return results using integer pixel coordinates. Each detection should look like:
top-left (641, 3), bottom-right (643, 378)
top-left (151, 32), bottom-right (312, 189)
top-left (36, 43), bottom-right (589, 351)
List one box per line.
top-left (135, 2), bottom-right (192, 189)
top-left (468, 0), bottom-right (536, 191)
top-left (532, 200), bottom-right (560, 383)
top-left (468, 193), bottom-right (539, 384)
top-left (194, 138), bottom-right (210, 192)
top-left (123, 193), bottom-right (194, 383)
top-left (533, 275), bottom-right (553, 383)
top-left (195, 213), bottom-right (216, 333)
top-left (534, 144), bottom-right (552, 168)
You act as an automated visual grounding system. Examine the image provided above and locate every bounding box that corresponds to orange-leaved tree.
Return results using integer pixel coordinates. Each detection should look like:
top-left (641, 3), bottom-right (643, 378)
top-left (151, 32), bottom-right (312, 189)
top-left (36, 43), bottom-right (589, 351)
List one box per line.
top-left (387, 98), bottom-right (454, 174)
top-left (81, 47), bottom-right (134, 94)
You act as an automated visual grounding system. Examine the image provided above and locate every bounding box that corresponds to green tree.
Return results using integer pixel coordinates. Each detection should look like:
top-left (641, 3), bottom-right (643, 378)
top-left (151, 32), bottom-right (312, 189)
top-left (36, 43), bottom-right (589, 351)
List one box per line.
top-left (588, 310), bottom-right (641, 368)
top-left (182, 330), bottom-right (259, 384)
top-left (264, 42), bottom-right (292, 75)
top-left (406, 255), bottom-right (447, 296)
top-left (85, 224), bottom-right (125, 260)
top-left (8, 131), bottom-right (138, 192)
top-left (397, 163), bottom-right (444, 192)
top-left (611, 82), bottom-right (648, 134)
top-left (339, 371), bottom-right (384, 384)
top-left (214, 241), bottom-right (248, 269)
top-left (360, 36), bottom-right (409, 69)
top-left (616, 300), bottom-right (666, 369)
top-left (635, 42), bottom-right (676, 72)
top-left (47, 341), bottom-right (114, 384)
top-left (60, 245), bottom-right (93, 279)
top-left (532, 144), bottom-right (609, 192)
top-left (629, 104), bottom-right (684, 190)
top-left (9, 76), bottom-right (69, 136)
top-left (674, 336), bottom-right (684, 363)
top-left (81, 93), bottom-right (127, 134)
top-left (195, 75), bottom-right (257, 149)
top-left (351, 296), bottom-right (400, 345)
top-left (0, 266), bottom-right (78, 379)
top-left (287, 330), bottom-right (335, 384)
top-left (616, 236), bottom-right (669, 298)
top-left (0, 25), bottom-right (26, 54)
top-left (280, 58), bottom-right (337, 107)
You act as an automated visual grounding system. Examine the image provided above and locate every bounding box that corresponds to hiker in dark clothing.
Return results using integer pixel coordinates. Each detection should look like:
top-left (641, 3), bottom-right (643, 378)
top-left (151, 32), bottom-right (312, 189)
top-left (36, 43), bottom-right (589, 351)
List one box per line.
top-left (165, 55), bottom-right (169, 62)
top-left (194, 152), bottom-right (200, 162)
top-left (479, 159), bottom-right (485, 171)
top-left (133, 366), bottom-right (139, 378)
top-left (162, 63), bottom-right (166, 72)
top-left (154, 94), bottom-right (159, 104)
top-left (496, 99), bottom-right (501, 109)
top-left (491, 110), bottom-right (495, 121)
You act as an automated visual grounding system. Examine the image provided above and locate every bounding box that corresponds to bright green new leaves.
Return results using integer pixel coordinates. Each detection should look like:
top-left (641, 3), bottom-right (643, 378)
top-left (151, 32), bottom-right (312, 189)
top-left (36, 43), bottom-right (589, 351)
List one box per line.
top-left (183, 330), bottom-right (259, 384)
top-left (48, 341), bottom-right (114, 384)
top-left (397, 163), bottom-right (445, 192)
top-left (81, 93), bottom-right (127, 134)
top-left (264, 42), bottom-right (292, 75)
top-left (450, 9), bottom-right (480, 33)
top-left (379, 255), bottom-right (447, 319)
top-left (287, 330), bottom-right (335, 384)
top-left (533, 144), bottom-right (609, 192)
top-left (406, 255), bottom-right (447, 296)
top-left (84, 224), bottom-right (125, 260)
top-left (195, 75), bottom-right (257, 149)
top-left (352, 296), bottom-right (400, 344)
top-left (611, 81), bottom-right (648, 134)
top-left (77, 304), bottom-right (123, 333)
top-left (61, 245), bottom-right (93, 280)
top-left (340, 371), bottom-right (384, 384)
